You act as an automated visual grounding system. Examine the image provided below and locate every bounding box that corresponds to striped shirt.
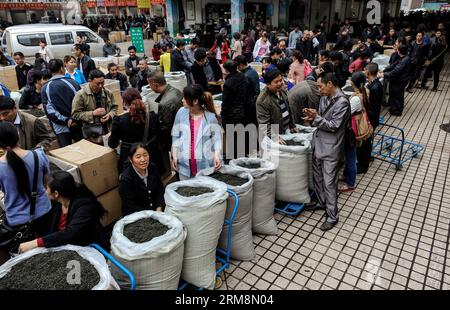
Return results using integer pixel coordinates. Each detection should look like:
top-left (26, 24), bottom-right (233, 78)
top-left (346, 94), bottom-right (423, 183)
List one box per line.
top-left (279, 95), bottom-right (291, 132)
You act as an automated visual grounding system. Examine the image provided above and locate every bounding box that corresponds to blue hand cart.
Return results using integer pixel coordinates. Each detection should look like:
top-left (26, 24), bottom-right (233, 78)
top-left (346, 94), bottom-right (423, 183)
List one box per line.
top-left (275, 191), bottom-right (315, 216)
top-left (178, 189), bottom-right (239, 290)
top-left (90, 243), bottom-right (136, 290)
top-left (371, 121), bottom-right (424, 170)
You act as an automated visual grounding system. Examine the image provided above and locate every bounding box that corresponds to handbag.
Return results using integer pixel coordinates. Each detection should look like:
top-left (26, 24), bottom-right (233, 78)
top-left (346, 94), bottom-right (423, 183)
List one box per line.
top-left (351, 108), bottom-right (373, 147)
top-left (0, 150), bottom-right (39, 252)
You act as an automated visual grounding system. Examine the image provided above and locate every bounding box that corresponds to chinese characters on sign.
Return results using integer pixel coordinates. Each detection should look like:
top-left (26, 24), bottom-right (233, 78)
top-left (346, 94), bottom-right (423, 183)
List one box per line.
top-left (130, 27), bottom-right (145, 53)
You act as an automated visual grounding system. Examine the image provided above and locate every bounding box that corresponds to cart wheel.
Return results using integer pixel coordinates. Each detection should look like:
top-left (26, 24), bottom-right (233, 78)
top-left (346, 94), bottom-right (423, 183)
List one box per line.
top-left (215, 276), bottom-right (223, 289)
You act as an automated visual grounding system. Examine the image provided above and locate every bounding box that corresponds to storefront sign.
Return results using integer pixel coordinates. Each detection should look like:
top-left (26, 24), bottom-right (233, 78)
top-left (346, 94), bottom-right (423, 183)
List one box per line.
top-left (104, 0), bottom-right (118, 7)
top-left (151, 0), bottom-right (165, 4)
top-left (117, 0), bottom-right (128, 6)
top-left (86, 0), bottom-right (97, 8)
top-left (126, 0), bottom-right (137, 6)
top-left (0, 2), bottom-right (62, 10)
top-left (137, 0), bottom-right (151, 9)
top-left (130, 27), bottom-right (145, 53)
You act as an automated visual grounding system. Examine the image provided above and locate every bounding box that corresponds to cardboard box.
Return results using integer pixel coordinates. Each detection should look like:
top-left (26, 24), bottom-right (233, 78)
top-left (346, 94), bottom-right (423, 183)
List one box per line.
top-left (110, 55), bottom-right (129, 67)
top-left (0, 66), bottom-right (19, 91)
top-left (97, 187), bottom-right (122, 227)
top-left (48, 155), bottom-right (82, 184)
top-left (92, 57), bottom-right (114, 68)
top-left (48, 139), bottom-right (59, 151)
top-left (49, 139), bottom-right (119, 196)
top-left (104, 79), bottom-right (123, 115)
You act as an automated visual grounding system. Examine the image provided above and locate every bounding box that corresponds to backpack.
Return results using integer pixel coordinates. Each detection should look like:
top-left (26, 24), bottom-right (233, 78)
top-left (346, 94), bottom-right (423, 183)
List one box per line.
top-left (351, 108), bottom-right (373, 147)
top-left (303, 60), bottom-right (313, 77)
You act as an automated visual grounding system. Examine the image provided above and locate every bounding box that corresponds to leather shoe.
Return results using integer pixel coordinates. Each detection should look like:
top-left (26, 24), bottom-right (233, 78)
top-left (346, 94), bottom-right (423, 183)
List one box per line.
top-left (320, 220), bottom-right (338, 231)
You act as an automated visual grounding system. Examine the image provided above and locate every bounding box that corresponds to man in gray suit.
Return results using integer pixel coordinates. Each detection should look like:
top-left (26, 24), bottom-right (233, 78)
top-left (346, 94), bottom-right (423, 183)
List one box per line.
top-left (303, 73), bottom-right (351, 231)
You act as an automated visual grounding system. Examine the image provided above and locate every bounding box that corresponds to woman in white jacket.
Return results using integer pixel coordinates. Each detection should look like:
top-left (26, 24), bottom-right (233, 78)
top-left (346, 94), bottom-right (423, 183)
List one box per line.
top-left (38, 40), bottom-right (54, 63)
top-left (252, 32), bottom-right (271, 62)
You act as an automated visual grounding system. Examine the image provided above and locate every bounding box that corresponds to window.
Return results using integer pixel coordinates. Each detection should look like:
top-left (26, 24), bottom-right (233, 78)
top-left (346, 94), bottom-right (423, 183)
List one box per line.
top-left (76, 31), bottom-right (99, 43)
top-left (17, 33), bottom-right (46, 47)
top-left (49, 32), bottom-right (74, 45)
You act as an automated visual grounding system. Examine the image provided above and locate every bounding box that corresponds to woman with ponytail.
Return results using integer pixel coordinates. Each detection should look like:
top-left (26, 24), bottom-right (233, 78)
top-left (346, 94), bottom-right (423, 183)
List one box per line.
top-left (108, 88), bottom-right (161, 173)
top-left (18, 171), bottom-right (108, 253)
top-left (171, 85), bottom-right (222, 180)
top-left (0, 121), bottom-right (52, 261)
top-left (339, 72), bottom-right (369, 192)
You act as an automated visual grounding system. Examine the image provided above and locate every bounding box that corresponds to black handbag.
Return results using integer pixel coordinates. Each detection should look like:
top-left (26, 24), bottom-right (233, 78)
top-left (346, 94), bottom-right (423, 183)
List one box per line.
top-left (82, 123), bottom-right (104, 144)
top-left (0, 150), bottom-right (39, 252)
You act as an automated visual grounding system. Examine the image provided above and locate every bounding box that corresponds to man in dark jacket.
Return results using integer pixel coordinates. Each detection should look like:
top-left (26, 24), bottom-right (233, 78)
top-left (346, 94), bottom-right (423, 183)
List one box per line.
top-left (105, 63), bottom-right (129, 92)
top-left (42, 59), bottom-right (81, 147)
top-left (329, 51), bottom-right (347, 88)
top-left (382, 45), bottom-right (411, 116)
top-left (13, 52), bottom-right (33, 90)
top-left (191, 48), bottom-right (209, 91)
top-left (171, 40), bottom-right (191, 72)
top-left (296, 31), bottom-right (315, 63)
top-left (406, 31), bottom-right (429, 92)
top-left (73, 44), bottom-right (96, 81)
top-left (125, 46), bottom-right (142, 88)
top-left (103, 38), bottom-right (121, 57)
top-left (135, 59), bottom-right (152, 92)
top-left (222, 60), bottom-right (250, 158)
top-left (235, 55), bottom-right (260, 125)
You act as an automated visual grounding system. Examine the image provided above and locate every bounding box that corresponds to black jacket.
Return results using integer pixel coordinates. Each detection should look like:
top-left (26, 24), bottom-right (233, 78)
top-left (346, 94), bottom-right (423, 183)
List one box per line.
top-left (136, 68), bottom-right (151, 92)
top-left (19, 85), bottom-right (42, 109)
top-left (384, 55), bottom-right (411, 83)
top-left (221, 71), bottom-right (249, 125)
top-left (191, 61), bottom-right (208, 91)
top-left (171, 48), bottom-right (190, 72)
top-left (409, 41), bottom-right (430, 65)
top-left (43, 197), bottom-right (105, 248)
top-left (367, 78), bottom-right (383, 129)
top-left (119, 163), bottom-right (165, 216)
top-left (296, 39), bottom-right (315, 63)
top-left (77, 55), bottom-right (96, 81)
top-left (105, 72), bottom-right (129, 92)
top-left (15, 63), bottom-right (33, 90)
top-left (108, 111), bottom-right (161, 172)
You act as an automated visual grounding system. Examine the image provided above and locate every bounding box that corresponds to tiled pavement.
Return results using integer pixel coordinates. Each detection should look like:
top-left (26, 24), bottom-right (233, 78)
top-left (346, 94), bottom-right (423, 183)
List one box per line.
top-left (220, 56), bottom-right (450, 290)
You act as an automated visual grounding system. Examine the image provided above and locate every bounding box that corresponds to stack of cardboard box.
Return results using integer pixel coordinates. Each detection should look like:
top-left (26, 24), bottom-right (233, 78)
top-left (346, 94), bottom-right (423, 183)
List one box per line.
top-left (49, 140), bottom-right (122, 227)
top-left (0, 66), bottom-right (19, 91)
top-left (103, 79), bottom-right (123, 114)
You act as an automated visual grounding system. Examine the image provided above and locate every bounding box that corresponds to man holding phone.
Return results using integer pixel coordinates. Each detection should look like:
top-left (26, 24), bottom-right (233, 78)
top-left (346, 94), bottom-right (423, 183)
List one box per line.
top-left (303, 72), bottom-right (351, 231)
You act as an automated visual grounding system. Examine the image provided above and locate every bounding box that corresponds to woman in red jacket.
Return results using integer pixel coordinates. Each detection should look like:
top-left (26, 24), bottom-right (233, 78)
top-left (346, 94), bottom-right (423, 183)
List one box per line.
top-left (209, 34), bottom-right (230, 64)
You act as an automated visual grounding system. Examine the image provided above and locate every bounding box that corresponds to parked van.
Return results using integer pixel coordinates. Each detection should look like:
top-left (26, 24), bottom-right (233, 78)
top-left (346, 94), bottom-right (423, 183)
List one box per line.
top-left (1, 24), bottom-right (105, 59)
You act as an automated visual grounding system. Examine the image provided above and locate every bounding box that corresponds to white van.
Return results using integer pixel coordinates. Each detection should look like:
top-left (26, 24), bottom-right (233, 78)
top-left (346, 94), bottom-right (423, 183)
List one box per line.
top-left (1, 24), bottom-right (105, 59)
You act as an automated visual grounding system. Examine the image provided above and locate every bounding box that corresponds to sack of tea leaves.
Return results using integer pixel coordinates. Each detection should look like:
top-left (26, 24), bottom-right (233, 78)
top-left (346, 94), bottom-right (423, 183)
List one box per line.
top-left (197, 166), bottom-right (255, 261)
top-left (286, 125), bottom-right (317, 189)
top-left (261, 135), bottom-right (311, 204)
top-left (110, 210), bottom-right (186, 290)
top-left (229, 158), bottom-right (278, 235)
top-left (0, 245), bottom-right (118, 290)
top-left (164, 177), bottom-right (227, 290)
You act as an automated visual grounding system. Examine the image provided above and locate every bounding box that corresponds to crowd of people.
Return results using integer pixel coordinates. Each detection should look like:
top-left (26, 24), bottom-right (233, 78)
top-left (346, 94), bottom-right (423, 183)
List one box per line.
top-left (0, 10), bottom-right (448, 265)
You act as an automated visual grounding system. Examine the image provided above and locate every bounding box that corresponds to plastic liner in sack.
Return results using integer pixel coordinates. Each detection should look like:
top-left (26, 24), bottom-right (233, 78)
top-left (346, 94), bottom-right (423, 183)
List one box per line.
top-left (229, 158), bottom-right (278, 235)
top-left (164, 71), bottom-right (187, 93)
top-left (197, 166), bottom-right (256, 261)
top-left (0, 245), bottom-right (119, 290)
top-left (110, 210), bottom-right (187, 290)
top-left (164, 177), bottom-right (228, 290)
top-left (286, 125), bottom-right (317, 189)
top-left (261, 135), bottom-right (311, 204)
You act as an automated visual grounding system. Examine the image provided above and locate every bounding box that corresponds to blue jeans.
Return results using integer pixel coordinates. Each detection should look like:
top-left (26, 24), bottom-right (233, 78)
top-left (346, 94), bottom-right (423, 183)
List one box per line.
top-left (344, 146), bottom-right (357, 187)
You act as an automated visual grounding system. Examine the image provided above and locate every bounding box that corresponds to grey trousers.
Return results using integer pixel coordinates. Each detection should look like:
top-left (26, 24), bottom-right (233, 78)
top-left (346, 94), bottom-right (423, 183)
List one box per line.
top-left (312, 155), bottom-right (340, 224)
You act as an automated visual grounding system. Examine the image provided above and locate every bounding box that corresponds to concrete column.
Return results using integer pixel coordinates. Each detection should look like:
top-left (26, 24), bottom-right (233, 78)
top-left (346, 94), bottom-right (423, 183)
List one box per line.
top-left (279, 0), bottom-right (289, 30)
top-left (231, 0), bottom-right (244, 36)
top-left (60, 10), bottom-right (66, 24)
top-left (166, 0), bottom-right (179, 37)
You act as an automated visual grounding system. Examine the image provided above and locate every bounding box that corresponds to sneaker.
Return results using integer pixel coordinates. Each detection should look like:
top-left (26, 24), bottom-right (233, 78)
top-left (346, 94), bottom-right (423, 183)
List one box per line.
top-left (320, 220), bottom-right (338, 232)
top-left (440, 123), bottom-right (450, 133)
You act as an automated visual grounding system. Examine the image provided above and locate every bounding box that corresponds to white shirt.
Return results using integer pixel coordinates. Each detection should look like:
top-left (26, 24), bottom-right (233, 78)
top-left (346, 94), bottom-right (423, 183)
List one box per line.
top-left (350, 95), bottom-right (362, 114)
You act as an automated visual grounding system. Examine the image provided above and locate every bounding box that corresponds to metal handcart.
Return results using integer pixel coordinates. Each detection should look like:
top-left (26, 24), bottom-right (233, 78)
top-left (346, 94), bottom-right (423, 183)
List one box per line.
top-left (90, 243), bottom-right (136, 290)
top-left (275, 191), bottom-right (315, 217)
top-left (178, 189), bottom-right (239, 290)
top-left (371, 121), bottom-right (424, 170)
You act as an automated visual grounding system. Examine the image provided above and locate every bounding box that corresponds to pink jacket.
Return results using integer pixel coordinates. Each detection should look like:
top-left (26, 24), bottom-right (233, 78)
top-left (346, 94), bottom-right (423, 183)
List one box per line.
top-left (289, 59), bottom-right (312, 84)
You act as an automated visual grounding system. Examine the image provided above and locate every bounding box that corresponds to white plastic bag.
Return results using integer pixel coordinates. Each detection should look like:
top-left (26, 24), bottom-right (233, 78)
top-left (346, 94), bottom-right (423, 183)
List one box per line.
top-left (229, 158), bottom-right (278, 235)
top-left (197, 166), bottom-right (255, 261)
top-left (262, 135), bottom-right (311, 204)
top-left (0, 245), bottom-right (118, 290)
top-left (165, 177), bottom-right (227, 289)
top-left (110, 210), bottom-right (186, 290)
